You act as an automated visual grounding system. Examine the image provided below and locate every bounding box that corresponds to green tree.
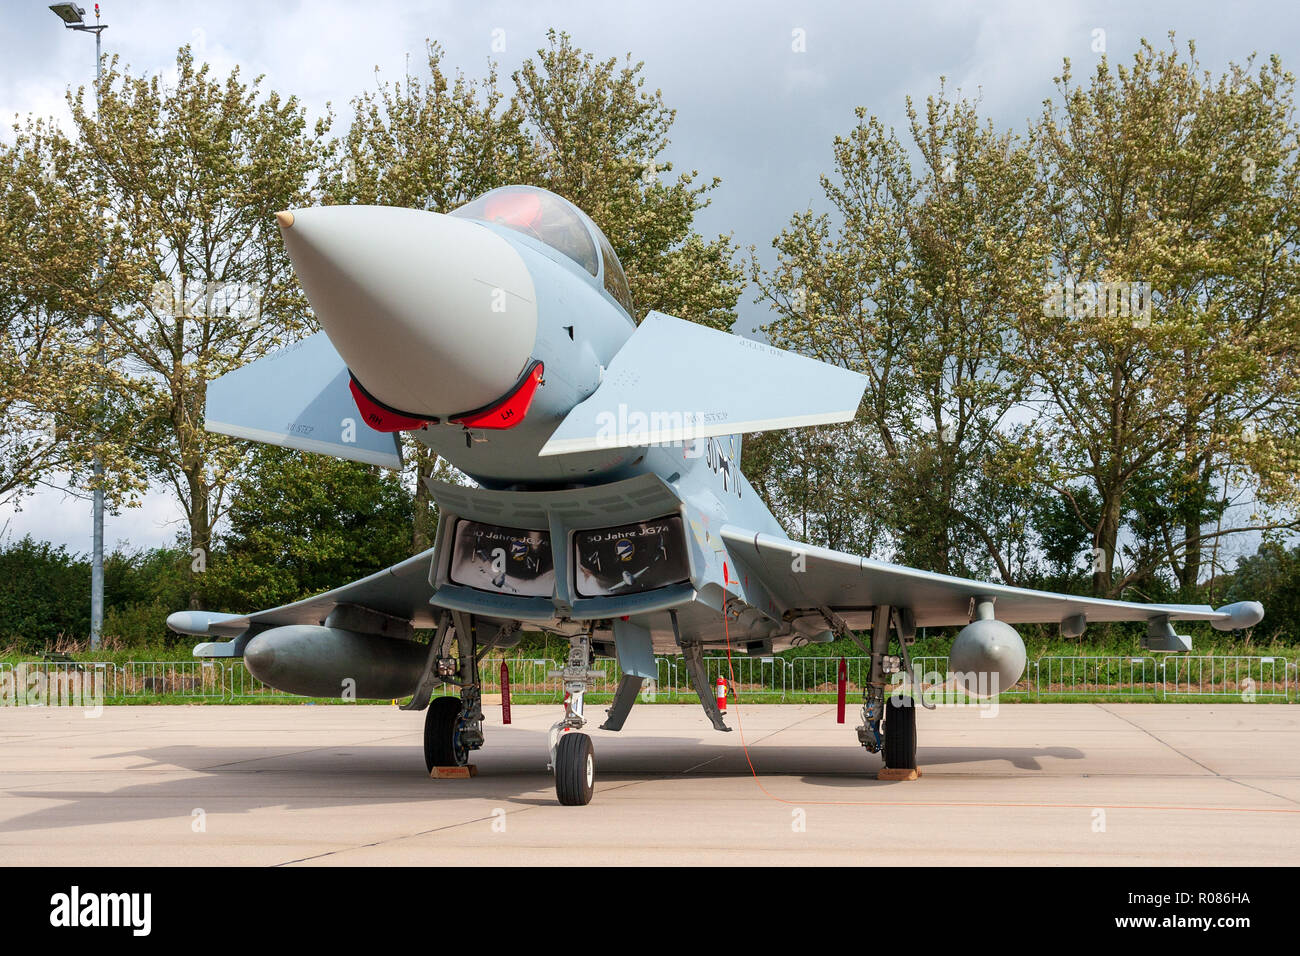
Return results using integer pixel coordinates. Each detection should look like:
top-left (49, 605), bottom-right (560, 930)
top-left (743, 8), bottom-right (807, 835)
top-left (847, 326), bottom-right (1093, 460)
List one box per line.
top-left (755, 90), bottom-right (1049, 578)
top-left (65, 47), bottom-right (328, 606)
top-left (515, 30), bottom-right (744, 330)
top-left (0, 119), bottom-right (140, 508)
top-left (324, 43), bottom-right (531, 213)
top-left (742, 422), bottom-right (891, 557)
top-left (1029, 37), bottom-right (1300, 597)
top-left (205, 446), bottom-right (414, 612)
top-left (0, 536), bottom-right (90, 649)
top-left (1224, 540), bottom-right (1300, 642)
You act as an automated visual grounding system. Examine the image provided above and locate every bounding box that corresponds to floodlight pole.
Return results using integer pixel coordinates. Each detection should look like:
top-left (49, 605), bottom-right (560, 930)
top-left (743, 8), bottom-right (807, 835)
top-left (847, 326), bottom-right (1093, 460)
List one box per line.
top-left (53, 4), bottom-right (108, 648)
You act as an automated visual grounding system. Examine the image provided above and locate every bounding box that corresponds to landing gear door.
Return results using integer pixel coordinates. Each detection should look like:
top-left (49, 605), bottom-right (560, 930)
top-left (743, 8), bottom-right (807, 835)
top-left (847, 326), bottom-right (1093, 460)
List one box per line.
top-left (572, 516), bottom-right (691, 599)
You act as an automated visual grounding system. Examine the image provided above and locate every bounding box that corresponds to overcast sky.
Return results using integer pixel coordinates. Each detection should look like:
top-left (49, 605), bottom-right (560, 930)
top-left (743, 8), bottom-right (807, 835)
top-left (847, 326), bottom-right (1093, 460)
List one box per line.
top-left (2, 0), bottom-right (1297, 554)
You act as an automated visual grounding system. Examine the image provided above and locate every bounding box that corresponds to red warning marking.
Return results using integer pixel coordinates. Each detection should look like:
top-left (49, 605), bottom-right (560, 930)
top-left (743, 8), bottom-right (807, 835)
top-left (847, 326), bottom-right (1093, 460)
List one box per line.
top-left (451, 362), bottom-right (544, 430)
top-left (348, 379), bottom-right (428, 433)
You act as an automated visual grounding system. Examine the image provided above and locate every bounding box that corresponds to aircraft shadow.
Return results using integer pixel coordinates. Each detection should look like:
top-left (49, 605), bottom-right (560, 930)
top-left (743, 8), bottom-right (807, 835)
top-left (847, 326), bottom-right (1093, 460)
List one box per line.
top-left (0, 729), bottom-right (1085, 834)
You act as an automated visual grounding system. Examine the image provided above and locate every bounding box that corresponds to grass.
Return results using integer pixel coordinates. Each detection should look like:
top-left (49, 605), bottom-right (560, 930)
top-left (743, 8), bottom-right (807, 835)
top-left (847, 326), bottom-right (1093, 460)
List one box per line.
top-left (3, 623), bottom-right (1294, 707)
top-left (0, 634), bottom-right (194, 665)
top-left (5, 616), bottom-right (1297, 666)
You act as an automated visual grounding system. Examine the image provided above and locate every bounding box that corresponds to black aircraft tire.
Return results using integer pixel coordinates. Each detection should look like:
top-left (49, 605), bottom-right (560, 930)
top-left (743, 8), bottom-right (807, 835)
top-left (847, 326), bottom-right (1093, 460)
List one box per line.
top-left (883, 695), bottom-right (918, 769)
top-left (554, 732), bottom-right (595, 806)
top-left (424, 696), bottom-right (467, 771)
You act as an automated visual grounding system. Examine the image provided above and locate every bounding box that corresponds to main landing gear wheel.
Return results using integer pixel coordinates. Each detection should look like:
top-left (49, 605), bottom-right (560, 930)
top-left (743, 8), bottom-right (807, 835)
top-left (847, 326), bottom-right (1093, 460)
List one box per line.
top-left (883, 695), bottom-right (917, 770)
top-left (554, 732), bottom-right (595, 806)
top-left (424, 695), bottom-right (468, 771)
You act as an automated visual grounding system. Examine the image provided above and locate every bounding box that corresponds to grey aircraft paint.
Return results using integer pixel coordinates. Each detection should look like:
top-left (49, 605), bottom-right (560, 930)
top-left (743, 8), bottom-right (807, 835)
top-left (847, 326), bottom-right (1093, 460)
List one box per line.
top-left (172, 186), bottom-right (1264, 792)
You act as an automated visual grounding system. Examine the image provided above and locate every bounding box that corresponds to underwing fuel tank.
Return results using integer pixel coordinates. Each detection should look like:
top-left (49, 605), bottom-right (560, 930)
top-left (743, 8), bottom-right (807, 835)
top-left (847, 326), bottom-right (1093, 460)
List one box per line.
top-left (243, 625), bottom-right (428, 700)
top-left (948, 618), bottom-right (1027, 698)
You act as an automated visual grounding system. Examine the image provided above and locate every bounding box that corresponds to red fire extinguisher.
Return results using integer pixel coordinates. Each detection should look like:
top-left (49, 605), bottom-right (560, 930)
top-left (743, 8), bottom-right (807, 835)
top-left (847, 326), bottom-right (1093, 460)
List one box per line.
top-left (716, 676), bottom-right (728, 713)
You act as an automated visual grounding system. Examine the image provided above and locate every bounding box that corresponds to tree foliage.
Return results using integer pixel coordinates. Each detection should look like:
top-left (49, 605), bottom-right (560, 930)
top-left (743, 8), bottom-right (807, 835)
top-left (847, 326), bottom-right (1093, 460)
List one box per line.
top-left (203, 447), bottom-right (415, 612)
top-left (514, 30), bottom-right (744, 329)
top-left (754, 39), bottom-right (1300, 601)
top-left (0, 119), bottom-right (137, 507)
top-left (65, 47), bottom-right (327, 604)
top-left (755, 89), bottom-right (1048, 579)
top-left (1028, 37), bottom-right (1300, 596)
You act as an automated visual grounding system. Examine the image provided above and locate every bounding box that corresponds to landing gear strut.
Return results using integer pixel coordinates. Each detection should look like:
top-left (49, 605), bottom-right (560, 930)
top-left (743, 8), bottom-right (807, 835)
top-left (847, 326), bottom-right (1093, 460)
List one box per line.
top-left (420, 611), bottom-right (485, 772)
top-left (851, 604), bottom-right (919, 772)
top-left (673, 610), bottom-right (731, 732)
top-left (548, 630), bottom-right (603, 805)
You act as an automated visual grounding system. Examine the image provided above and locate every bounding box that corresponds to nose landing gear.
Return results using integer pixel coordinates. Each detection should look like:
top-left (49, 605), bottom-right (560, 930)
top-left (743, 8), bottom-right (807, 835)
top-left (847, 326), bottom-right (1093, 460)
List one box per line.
top-left (554, 731), bottom-right (596, 805)
top-left (548, 631), bottom-right (603, 805)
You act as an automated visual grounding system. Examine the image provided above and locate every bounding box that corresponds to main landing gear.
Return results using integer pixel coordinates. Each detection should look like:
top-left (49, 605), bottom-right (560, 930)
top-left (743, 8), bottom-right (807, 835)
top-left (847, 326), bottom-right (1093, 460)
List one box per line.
top-left (882, 695), bottom-right (917, 771)
top-left (839, 604), bottom-right (921, 775)
top-left (859, 681), bottom-right (919, 772)
top-left (408, 612), bottom-right (600, 804)
top-left (548, 630), bottom-right (603, 805)
top-left (408, 611), bottom-right (487, 773)
top-left (424, 695), bottom-right (470, 769)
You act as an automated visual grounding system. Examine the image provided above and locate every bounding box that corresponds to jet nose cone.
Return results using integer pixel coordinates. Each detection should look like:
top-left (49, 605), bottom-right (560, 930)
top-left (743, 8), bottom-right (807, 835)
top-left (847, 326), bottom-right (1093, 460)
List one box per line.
top-left (279, 205), bottom-right (538, 417)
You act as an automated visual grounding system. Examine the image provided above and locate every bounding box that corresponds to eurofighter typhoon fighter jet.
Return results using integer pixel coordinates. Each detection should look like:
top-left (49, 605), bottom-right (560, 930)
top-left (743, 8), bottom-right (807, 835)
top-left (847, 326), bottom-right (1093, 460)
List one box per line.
top-left (168, 185), bottom-right (1264, 805)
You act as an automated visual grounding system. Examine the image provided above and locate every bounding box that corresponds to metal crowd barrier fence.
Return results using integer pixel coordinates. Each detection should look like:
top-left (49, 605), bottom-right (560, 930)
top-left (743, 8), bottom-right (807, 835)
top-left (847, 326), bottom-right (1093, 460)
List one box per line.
top-left (224, 660), bottom-right (290, 700)
top-left (1036, 656), bottom-right (1162, 697)
top-left (118, 660), bottom-right (224, 700)
top-left (1160, 655), bottom-right (1289, 699)
top-left (0, 655), bottom-right (1293, 705)
top-left (1, 660), bottom-right (114, 706)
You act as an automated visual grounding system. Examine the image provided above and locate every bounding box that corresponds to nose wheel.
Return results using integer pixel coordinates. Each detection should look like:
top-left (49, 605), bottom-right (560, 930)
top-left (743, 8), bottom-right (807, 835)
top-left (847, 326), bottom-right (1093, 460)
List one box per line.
top-left (554, 732), bottom-right (595, 805)
top-left (547, 631), bottom-right (603, 805)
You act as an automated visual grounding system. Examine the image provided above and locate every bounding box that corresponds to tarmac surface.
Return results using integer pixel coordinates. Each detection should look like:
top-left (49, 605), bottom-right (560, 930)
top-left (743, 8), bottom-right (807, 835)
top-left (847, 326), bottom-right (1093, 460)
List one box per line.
top-left (1, 702), bottom-right (1297, 865)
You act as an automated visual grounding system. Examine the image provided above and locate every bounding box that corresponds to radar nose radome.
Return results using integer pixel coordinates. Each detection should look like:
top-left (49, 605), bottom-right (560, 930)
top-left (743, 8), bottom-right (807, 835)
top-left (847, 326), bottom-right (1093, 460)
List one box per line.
top-left (277, 205), bottom-right (538, 419)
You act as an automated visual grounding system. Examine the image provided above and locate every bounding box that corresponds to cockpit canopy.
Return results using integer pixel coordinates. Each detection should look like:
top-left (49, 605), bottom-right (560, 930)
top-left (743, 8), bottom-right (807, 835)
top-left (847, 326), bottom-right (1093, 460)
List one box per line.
top-left (451, 185), bottom-right (635, 319)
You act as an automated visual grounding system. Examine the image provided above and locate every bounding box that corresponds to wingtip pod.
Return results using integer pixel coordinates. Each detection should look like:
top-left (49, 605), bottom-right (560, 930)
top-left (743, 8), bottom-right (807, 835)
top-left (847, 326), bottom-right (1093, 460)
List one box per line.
top-left (1210, 601), bottom-right (1265, 631)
